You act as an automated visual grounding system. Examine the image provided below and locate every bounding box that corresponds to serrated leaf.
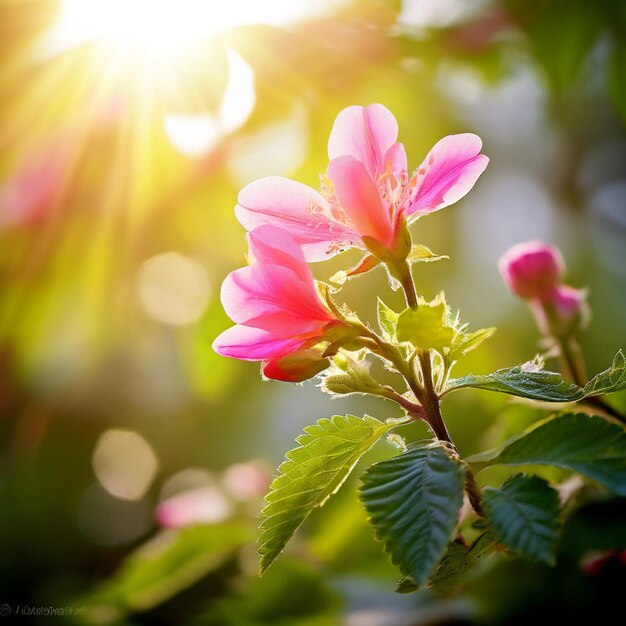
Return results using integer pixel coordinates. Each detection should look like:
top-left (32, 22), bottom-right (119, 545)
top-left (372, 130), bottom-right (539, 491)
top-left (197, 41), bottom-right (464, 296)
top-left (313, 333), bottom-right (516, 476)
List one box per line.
top-left (450, 327), bottom-right (496, 359)
top-left (483, 474), bottom-right (560, 564)
top-left (407, 244), bottom-right (449, 263)
top-left (397, 298), bottom-right (455, 351)
top-left (443, 349), bottom-right (626, 401)
top-left (259, 414), bottom-right (396, 573)
top-left (360, 441), bottom-right (466, 586)
top-left (377, 298), bottom-right (399, 342)
top-left (468, 413), bottom-right (626, 497)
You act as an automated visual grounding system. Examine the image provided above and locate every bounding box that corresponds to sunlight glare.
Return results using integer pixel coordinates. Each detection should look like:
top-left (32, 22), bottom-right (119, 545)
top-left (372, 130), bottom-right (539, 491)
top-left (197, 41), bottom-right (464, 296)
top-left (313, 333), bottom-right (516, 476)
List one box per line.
top-left (47, 0), bottom-right (341, 58)
top-left (164, 49), bottom-right (255, 156)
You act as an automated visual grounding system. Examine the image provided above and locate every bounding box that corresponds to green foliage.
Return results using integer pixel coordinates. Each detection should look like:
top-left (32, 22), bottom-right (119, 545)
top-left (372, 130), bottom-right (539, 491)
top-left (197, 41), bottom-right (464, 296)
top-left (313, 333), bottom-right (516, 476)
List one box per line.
top-left (377, 298), bottom-right (399, 342)
top-left (397, 297), bottom-right (455, 351)
top-left (483, 474), bottom-right (561, 564)
top-left (259, 415), bottom-right (397, 573)
top-left (407, 244), bottom-right (449, 264)
top-left (449, 326), bottom-right (496, 360)
top-left (444, 350), bottom-right (626, 401)
top-left (609, 41), bottom-right (626, 125)
top-left (527, 0), bottom-right (603, 92)
top-left (86, 523), bottom-right (250, 616)
top-left (360, 441), bottom-right (466, 586)
top-left (202, 560), bottom-right (342, 626)
top-left (469, 413), bottom-right (626, 496)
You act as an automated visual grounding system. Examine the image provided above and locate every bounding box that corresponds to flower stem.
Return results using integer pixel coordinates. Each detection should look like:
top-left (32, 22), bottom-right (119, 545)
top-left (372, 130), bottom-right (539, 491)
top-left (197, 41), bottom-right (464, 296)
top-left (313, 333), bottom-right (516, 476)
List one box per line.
top-left (417, 350), bottom-right (484, 516)
top-left (395, 259), bottom-right (418, 309)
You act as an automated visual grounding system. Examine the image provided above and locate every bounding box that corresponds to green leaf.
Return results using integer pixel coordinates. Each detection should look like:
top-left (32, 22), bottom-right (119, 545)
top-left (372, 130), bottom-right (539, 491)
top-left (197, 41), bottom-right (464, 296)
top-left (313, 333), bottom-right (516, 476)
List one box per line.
top-left (529, 0), bottom-right (603, 92)
top-left (443, 349), bottom-right (626, 401)
top-left (377, 298), bottom-right (399, 342)
top-left (87, 523), bottom-right (250, 613)
top-left (449, 326), bottom-right (496, 359)
top-left (360, 441), bottom-right (466, 586)
top-left (483, 474), bottom-right (561, 564)
top-left (581, 350), bottom-right (626, 397)
top-left (397, 296), bottom-right (455, 351)
top-left (468, 413), bottom-right (626, 497)
top-left (407, 243), bottom-right (449, 264)
top-left (427, 539), bottom-right (470, 593)
top-left (260, 414), bottom-right (397, 573)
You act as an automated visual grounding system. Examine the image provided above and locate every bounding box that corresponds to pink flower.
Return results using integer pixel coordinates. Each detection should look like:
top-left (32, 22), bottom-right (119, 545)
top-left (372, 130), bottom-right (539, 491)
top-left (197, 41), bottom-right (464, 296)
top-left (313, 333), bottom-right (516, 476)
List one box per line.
top-left (213, 225), bottom-right (351, 381)
top-left (498, 241), bottom-right (564, 299)
top-left (235, 104), bottom-right (488, 261)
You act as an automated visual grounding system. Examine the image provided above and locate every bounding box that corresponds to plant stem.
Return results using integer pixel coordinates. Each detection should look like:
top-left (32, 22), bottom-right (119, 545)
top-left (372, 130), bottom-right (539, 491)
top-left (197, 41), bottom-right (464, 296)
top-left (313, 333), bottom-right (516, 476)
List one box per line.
top-left (395, 259), bottom-right (418, 309)
top-left (418, 350), bottom-right (484, 516)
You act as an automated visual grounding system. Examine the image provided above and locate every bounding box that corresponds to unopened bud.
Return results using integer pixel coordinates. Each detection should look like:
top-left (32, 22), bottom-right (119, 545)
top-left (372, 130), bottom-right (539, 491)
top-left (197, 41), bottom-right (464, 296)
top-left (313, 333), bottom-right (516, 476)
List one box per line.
top-left (499, 241), bottom-right (564, 300)
top-left (542, 285), bottom-right (589, 337)
top-left (320, 354), bottom-right (384, 397)
top-left (263, 347), bottom-right (329, 382)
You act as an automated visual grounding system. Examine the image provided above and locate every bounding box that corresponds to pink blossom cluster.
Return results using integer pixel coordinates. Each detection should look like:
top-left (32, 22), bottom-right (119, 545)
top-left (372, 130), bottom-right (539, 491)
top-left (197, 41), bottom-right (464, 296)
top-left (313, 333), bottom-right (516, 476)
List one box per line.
top-left (214, 104), bottom-right (489, 380)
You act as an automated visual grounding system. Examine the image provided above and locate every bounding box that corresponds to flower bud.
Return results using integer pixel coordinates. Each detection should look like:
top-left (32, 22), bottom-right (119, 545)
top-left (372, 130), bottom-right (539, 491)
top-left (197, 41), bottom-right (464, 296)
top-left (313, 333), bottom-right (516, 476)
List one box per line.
top-left (262, 347), bottom-right (330, 383)
top-left (498, 241), bottom-right (564, 300)
top-left (542, 285), bottom-right (589, 337)
top-left (320, 353), bottom-right (386, 397)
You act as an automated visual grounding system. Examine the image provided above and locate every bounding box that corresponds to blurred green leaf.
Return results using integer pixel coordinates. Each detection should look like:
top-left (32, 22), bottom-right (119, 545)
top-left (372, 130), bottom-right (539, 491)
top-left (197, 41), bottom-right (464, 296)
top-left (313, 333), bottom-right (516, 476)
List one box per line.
top-left (483, 474), bottom-right (561, 564)
top-left (260, 414), bottom-right (396, 574)
top-left (86, 523), bottom-right (251, 616)
top-left (528, 0), bottom-right (604, 92)
top-left (609, 41), bottom-right (626, 125)
top-left (360, 441), bottom-right (466, 586)
top-left (444, 350), bottom-right (626, 401)
top-left (468, 413), bottom-right (626, 496)
top-left (201, 560), bottom-right (341, 626)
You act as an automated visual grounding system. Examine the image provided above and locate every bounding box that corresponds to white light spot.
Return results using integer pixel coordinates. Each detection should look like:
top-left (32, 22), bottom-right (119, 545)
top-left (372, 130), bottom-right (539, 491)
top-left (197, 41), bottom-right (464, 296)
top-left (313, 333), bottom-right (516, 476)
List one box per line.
top-left (138, 252), bottom-right (210, 326)
top-left (92, 429), bottom-right (159, 501)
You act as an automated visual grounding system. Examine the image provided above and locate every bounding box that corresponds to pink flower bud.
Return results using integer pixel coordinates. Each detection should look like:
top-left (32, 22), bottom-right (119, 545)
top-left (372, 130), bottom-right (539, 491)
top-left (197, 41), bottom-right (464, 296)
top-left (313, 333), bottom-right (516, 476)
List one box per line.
top-left (542, 285), bottom-right (588, 336)
top-left (498, 241), bottom-right (564, 300)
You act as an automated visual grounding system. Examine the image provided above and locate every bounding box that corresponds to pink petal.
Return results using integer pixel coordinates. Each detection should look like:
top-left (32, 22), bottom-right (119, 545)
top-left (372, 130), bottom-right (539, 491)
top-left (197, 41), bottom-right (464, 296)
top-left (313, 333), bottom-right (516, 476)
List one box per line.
top-left (405, 134), bottom-right (489, 217)
top-left (327, 156), bottom-right (394, 247)
top-left (385, 142), bottom-right (408, 175)
top-left (247, 225), bottom-right (312, 285)
top-left (328, 104), bottom-right (400, 179)
top-left (235, 176), bottom-right (360, 261)
top-left (221, 264), bottom-right (332, 335)
top-left (213, 325), bottom-right (308, 360)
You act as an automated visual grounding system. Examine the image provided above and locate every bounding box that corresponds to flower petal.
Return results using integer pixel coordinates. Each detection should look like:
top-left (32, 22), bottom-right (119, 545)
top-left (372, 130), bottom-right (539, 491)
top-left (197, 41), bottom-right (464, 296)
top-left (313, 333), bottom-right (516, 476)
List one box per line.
top-left (246, 224), bottom-right (312, 285)
top-left (235, 176), bottom-right (360, 261)
top-left (406, 133), bottom-right (489, 217)
top-left (385, 142), bottom-right (408, 175)
top-left (328, 104), bottom-right (400, 179)
top-left (221, 264), bottom-right (332, 334)
top-left (213, 325), bottom-right (308, 361)
top-left (327, 156), bottom-right (394, 247)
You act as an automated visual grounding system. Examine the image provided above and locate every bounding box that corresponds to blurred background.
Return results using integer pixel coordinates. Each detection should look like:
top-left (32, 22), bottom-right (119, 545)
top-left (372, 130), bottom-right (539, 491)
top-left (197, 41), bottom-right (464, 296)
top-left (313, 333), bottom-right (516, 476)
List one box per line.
top-left (1, 0), bottom-right (625, 624)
